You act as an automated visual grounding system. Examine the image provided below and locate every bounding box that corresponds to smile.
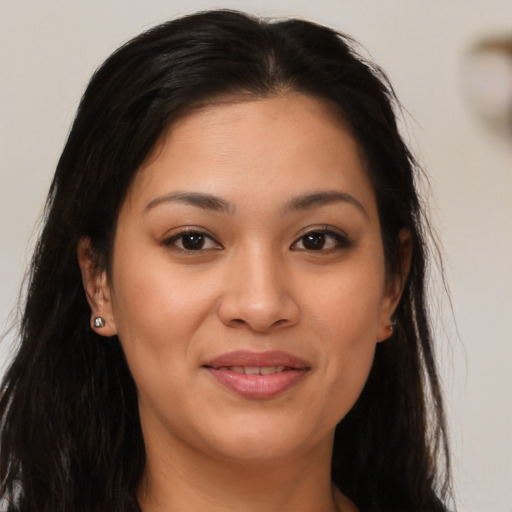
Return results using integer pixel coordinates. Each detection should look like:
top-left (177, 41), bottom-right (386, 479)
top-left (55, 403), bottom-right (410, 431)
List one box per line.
top-left (203, 351), bottom-right (311, 399)
top-left (211, 365), bottom-right (287, 375)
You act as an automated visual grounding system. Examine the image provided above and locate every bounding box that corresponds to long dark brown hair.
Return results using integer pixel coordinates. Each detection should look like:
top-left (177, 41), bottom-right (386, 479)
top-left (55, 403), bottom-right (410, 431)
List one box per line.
top-left (0, 10), bottom-right (453, 512)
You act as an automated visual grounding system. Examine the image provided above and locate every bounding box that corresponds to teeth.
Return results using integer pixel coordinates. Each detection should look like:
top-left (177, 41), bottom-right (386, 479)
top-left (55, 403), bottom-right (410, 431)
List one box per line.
top-left (260, 365), bottom-right (286, 375)
top-left (215, 366), bottom-right (288, 375)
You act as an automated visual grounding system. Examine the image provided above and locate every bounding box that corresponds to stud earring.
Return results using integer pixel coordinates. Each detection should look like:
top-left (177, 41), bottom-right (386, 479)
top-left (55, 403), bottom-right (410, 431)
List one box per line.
top-left (387, 316), bottom-right (398, 334)
top-left (93, 317), bottom-right (105, 328)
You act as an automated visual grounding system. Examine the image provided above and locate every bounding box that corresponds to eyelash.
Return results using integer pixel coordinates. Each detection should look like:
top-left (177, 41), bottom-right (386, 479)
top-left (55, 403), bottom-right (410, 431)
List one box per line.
top-left (162, 229), bottom-right (222, 253)
top-left (162, 226), bottom-right (351, 253)
top-left (291, 227), bottom-right (351, 252)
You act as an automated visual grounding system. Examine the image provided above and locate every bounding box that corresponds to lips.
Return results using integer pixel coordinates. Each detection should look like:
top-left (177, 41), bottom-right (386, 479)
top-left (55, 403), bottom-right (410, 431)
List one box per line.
top-left (214, 365), bottom-right (287, 375)
top-left (203, 350), bottom-right (310, 399)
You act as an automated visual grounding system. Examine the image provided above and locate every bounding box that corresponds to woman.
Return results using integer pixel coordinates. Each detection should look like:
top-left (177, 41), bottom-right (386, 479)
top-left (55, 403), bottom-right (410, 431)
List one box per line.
top-left (0, 9), bottom-right (453, 512)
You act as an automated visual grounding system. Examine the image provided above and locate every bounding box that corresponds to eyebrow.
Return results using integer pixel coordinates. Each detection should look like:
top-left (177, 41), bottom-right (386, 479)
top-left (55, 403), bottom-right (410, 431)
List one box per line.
top-left (144, 189), bottom-right (368, 218)
top-left (144, 192), bottom-right (233, 214)
top-left (284, 191), bottom-right (369, 219)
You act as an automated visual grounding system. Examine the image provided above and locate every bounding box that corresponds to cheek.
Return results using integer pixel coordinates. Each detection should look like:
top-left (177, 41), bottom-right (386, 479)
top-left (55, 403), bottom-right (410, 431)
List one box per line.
top-left (308, 258), bottom-right (385, 341)
top-left (305, 264), bottom-right (384, 420)
top-left (312, 320), bottom-right (377, 431)
top-left (109, 266), bottom-right (215, 429)
top-left (108, 254), bottom-right (216, 378)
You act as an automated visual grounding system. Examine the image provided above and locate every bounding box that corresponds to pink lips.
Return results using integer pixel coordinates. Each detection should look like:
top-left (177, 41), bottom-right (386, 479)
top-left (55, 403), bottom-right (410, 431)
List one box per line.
top-left (203, 350), bottom-right (310, 399)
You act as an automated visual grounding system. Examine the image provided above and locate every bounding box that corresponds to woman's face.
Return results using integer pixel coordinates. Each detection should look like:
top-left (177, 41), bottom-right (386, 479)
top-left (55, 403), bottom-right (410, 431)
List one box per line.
top-left (85, 94), bottom-right (402, 463)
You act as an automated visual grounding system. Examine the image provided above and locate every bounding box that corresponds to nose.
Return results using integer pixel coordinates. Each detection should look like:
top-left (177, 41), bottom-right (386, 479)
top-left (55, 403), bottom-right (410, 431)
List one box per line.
top-left (217, 246), bottom-right (300, 333)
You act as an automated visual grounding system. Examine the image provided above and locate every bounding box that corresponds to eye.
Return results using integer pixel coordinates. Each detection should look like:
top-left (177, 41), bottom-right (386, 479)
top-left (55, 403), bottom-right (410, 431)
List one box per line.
top-left (163, 230), bottom-right (221, 252)
top-left (291, 229), bottom-right (350, 251)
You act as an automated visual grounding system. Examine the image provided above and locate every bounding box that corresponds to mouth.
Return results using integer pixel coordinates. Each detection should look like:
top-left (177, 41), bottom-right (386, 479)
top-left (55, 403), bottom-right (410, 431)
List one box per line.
top-left (203, 350), bottom-right (311, 399)
top-left (207, 365), bottom-right (289, 375)
top-left (203, 350), bottom-right (310, 370)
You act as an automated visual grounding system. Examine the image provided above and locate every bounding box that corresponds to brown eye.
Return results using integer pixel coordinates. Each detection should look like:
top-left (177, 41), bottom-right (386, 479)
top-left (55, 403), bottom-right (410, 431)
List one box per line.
top-left (302, 232), bottom-right (326, 250)
top-left (163, 230), bottom-right (221, 252)
top-left (291, 229), bottom-right (351, 251)
top-left (181, 233), bottom-right (206, 250)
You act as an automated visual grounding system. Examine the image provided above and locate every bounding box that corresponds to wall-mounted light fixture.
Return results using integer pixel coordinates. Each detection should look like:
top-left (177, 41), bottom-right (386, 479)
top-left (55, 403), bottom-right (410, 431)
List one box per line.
top-left (462, 35), bottom-right (512, 138)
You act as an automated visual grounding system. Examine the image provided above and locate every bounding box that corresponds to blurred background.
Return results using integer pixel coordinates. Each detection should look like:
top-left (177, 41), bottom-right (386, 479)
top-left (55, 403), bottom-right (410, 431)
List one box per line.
top-left (1, 1), bottom-right (511, 510)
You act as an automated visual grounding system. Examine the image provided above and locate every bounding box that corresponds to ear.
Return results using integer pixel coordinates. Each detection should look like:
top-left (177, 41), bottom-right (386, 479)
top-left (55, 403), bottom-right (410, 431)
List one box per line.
top-left (377, 228), bottom-right (412, 342)
top-left (77, 237), bottom-right (118, 337)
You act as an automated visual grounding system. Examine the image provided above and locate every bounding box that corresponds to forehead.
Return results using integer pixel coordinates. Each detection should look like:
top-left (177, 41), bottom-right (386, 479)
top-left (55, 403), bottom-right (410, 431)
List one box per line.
top-left (125, 93), bottom-right (377, 218)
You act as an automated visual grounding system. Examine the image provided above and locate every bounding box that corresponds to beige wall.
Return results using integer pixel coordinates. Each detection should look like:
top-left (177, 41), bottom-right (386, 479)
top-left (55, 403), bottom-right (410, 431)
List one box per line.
top-left (1, 1), bottom-right (511, 510)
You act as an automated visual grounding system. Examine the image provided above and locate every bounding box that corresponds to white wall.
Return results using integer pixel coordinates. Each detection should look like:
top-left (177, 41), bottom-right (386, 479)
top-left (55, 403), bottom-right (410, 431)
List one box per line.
top-left (1, 1), bottom-right (511, 511)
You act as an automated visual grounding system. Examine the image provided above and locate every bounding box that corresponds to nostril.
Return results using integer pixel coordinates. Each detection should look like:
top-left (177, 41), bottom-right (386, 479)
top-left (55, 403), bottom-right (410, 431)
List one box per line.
top-left (226, 316), bottom-right (292, 331)
top-left (217, 286), bottom-right (300, 332)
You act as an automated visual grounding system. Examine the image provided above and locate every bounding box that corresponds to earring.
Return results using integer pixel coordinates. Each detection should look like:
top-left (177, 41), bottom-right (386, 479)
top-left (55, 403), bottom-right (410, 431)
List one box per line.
top-left (93, 317), bottom-right (105, 328)
top-left (387, 316), bottom-right (398, 334)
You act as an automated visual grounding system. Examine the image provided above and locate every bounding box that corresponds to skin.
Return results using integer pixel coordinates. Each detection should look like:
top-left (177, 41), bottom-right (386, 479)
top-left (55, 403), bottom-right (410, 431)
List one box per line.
top-left (79, 94), bottom-right (407, 512)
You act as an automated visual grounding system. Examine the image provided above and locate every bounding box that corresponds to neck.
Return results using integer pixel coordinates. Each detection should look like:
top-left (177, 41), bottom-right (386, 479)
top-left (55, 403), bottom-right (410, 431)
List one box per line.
top-left (137, 429), bottom-right (351, 512)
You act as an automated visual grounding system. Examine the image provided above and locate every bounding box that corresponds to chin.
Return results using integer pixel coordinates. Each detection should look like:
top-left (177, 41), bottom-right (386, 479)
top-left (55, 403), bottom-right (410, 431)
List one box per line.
top-left (210, 434), bottom-right (307, 463)
top-left (197, 411), bottom-right (332, 463)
